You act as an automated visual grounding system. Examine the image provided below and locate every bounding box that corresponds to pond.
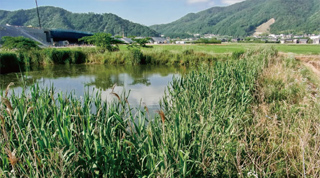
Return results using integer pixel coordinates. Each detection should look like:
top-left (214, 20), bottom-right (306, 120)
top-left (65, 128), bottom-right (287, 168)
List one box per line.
top-left (0, 64), bottom-right (189, 114)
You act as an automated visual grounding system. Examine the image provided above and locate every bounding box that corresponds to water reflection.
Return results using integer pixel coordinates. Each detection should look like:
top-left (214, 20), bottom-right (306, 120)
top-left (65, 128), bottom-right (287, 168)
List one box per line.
top-left (0, 64), bottom-right (189, 112)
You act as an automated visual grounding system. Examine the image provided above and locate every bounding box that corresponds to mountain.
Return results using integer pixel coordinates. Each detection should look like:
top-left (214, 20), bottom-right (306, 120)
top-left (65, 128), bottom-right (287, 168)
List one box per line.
top-left (0, 6), bottom-right (159, 37)
top-left (150, 0), bottom-right (320, 37)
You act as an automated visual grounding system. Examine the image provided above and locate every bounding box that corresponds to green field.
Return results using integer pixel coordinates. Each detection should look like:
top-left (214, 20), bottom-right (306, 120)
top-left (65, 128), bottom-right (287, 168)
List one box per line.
top-left (119, 43), bottom-right (320, 55)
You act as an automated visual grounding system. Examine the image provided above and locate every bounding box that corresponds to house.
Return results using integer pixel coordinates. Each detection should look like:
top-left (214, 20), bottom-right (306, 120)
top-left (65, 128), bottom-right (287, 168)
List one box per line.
top-left (175, 41), bottom-right (186, 44)
top-left (313, 38), bottom-right (320, 44)
top-left (231, 38), bottom-right (240, 42)
top-left (299, 39), bottom-right (308, 44)
top-left (150, 37), bottom-right (168, 44)
top-left (293, 39), bottom-right (299, 44)
top-left (267, 38), bottom-right (278, 43)
top-left (281, 39), bottom-right (294, 44)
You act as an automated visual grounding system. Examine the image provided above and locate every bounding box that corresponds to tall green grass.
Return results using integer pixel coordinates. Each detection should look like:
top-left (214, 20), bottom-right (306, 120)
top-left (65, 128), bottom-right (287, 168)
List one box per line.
top-left (1, 47), bottom-right (319, 177)
top-left (0, 52), bottom-right (21, 73)
top-left (0, 47), bottom-right (221, 73)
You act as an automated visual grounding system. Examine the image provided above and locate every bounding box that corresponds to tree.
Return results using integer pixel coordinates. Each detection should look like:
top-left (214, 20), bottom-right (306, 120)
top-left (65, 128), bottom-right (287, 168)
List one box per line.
top-left (79, 33), bottom-right (123, 52)
top-left (132, 37), bottom-right (151, 47)
top-left (0, 36), bottom-right (40, 51)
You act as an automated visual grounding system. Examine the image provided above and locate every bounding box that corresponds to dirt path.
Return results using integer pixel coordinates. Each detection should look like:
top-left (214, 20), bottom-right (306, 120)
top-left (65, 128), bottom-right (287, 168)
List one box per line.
top-left (280, 52), bottom-right (320, 77)
top-left (295, 55), bottom-right (320, 77)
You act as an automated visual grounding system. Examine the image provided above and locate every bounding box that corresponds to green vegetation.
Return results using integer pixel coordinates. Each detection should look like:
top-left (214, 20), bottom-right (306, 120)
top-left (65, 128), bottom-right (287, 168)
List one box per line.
top-left (1, 42), bottom-right (319, 74)
top-left (1, 48), bottom-right (319, 177)
top-left (151, 0), bottom-right (320, 37)
top-left (138, 44), bottom-right (320, 55)
top-left (0, 6), bottom-right (159, 37)
top-left (0, 36), bottom-right (40, 51)
top-left (79, 33), bottom-right (123, 52)
top-left (0, 52), bottom-right (21, 73)
top-left (192, 38), bottom-right (221, 44)
top-left (0, 45), bottom-right (219, 73)
top-left (131, 37), bottom-right (152, 48)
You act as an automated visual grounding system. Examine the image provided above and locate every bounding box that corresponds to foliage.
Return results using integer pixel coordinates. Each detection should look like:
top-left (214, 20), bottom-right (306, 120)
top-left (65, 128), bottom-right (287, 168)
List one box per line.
top-left (151, 0), bottom-right (320, 37)
top-left (42, 48), bottom-right (86, 64)
top-left (79, 33), bottom-right (122, 52)
top-left (1, 48), bottom-right (320, 177)
top-left (0, 48), bottom-right (270, 177)
top-left (132, 37), bottom-right (151, 47)
top-left (0, 6), bottom-right (159, 37)
top-left (193, 38), bottom-right (221, 44)
top-left (163, 32), bottom-right (194, 39)
top-left (0, 36), bottom-right (40, 51)
top-left (0, 52), bottom-right (20, 73)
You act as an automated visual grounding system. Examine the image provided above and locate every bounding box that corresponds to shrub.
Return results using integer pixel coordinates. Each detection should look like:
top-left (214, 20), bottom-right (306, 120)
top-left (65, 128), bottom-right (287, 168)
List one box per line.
top-left (0, 36), bottom-right (40, 51)
top-left (0, 52), bottom-right (20, 73)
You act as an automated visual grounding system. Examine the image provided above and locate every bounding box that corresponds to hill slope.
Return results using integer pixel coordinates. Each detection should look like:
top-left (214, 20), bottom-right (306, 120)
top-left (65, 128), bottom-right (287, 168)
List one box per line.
top-left (0, 6), bottom-right (159, 37)
top-left (151, 0), bottom-right (320, 37)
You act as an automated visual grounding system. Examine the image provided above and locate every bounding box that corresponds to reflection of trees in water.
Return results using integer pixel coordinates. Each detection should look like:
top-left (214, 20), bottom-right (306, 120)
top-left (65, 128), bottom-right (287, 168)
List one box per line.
top-left (0, 64), bottom-right (189, 90)
top-left (85, 65), bottom-right (186, 90)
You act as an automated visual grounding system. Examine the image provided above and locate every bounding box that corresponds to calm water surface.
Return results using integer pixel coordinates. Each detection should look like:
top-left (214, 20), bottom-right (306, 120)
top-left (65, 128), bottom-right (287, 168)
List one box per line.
top-left (0, 64), bottom-right (189, 113)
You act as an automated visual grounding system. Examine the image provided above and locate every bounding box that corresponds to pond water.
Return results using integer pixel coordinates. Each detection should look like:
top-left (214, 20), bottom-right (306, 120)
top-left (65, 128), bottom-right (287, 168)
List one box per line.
top-left (0, 64), bottom-right (189, 114)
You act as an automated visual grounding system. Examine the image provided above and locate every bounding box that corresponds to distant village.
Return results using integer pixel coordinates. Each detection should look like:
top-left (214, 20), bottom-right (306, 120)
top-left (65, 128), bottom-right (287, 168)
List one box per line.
top-left (1, 24), bottom-right (320, 47)
top-left (121, 33), bottom-right (320, 45)
top-left (151, 33), bottom-right (320, 45)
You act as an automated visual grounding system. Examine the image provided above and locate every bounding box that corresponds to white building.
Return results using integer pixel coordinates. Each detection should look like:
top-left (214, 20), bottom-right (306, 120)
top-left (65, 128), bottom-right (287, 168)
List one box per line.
top-left (175, 41), bottom-right (186, 44)
top-left (313, 38), bottom-right (320, 44)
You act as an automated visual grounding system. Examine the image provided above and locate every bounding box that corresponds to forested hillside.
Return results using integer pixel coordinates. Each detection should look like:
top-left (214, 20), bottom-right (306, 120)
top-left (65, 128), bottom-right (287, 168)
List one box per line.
top-left (0, 6), bottom-right (159, 37)
top-left (151, 0), bottom-right (320, 37)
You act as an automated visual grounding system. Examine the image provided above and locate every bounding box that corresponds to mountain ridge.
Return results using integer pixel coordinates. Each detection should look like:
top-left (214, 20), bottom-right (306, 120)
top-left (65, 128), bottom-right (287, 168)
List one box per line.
top-left (150, 0), bottom-right (320, 37)
top-left (0, 6), bottom-right (159, 37)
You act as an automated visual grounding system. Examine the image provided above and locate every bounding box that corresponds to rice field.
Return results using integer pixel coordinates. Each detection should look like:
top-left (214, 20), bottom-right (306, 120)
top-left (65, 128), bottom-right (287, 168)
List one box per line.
top-left (1, 47), bottom-right (320, 177)
top-left (134, 43), bottom-right (320, 55)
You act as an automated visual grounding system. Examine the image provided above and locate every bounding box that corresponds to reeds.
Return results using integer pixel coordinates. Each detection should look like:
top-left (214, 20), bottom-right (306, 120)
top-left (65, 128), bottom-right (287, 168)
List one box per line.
top-left (0, 48), bottom-right (319, 177)
top-left (0, 47), bottom-right (218, 72)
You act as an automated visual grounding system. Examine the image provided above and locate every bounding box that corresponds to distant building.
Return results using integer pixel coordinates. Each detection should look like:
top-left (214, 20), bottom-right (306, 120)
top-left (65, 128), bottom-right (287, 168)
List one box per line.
top-left (298, 39), bottom-right (308, 44)
top-left (231, 38), bottom-right (240, 42)
top-left (282, 39), bottom-right (294, 44)
top-left (175, 41), bottom-right (186, 44)
top-left (313, 38), bottom-right (320, 44)
top-left (267, 38), bottom-right (278, 43)
top-left (150, 37), bottom-right (168, 44)
top-left (119, 37), bottom-right (133, 44)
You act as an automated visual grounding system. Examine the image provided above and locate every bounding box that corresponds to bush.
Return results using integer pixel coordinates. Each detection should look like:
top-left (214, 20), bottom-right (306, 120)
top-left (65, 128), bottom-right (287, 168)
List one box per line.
top-left (0, 52), bottom-right (20, 73)
top-left (0, 36), bottom-right (40, 51)
top-left (42, 49), bottom-right (86, 64)
top-left (231, 50), bottom-right (245, 59)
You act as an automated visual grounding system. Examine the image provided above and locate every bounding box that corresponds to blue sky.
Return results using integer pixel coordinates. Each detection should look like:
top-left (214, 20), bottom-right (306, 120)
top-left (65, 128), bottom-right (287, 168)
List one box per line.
top-left (1, 0), bottom-right (244, 26)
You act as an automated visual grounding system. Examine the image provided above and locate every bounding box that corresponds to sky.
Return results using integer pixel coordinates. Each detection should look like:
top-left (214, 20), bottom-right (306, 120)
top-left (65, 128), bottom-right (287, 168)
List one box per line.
top-left (0, 0), bottom-right (245, 26)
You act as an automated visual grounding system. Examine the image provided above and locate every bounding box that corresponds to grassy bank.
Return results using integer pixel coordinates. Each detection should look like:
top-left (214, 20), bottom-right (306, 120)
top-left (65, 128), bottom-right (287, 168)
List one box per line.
top-left (1, 43), bottom-right (319, 74)
top-left (0, 47), bottom-right (222, 74)
top-left (2, 48), bottom-right (319, 177)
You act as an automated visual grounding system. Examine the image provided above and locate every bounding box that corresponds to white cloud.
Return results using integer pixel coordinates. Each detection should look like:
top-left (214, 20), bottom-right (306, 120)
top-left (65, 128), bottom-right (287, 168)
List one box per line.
top-left (187, 0), bottom-right (210, 4)
top-left (221, 0), bottom-right (245, 5)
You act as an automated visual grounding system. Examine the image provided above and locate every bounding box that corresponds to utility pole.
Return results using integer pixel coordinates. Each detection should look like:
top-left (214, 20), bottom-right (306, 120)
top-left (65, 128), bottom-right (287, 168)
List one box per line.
top-left (35, 0), bottom-right (42, 28)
